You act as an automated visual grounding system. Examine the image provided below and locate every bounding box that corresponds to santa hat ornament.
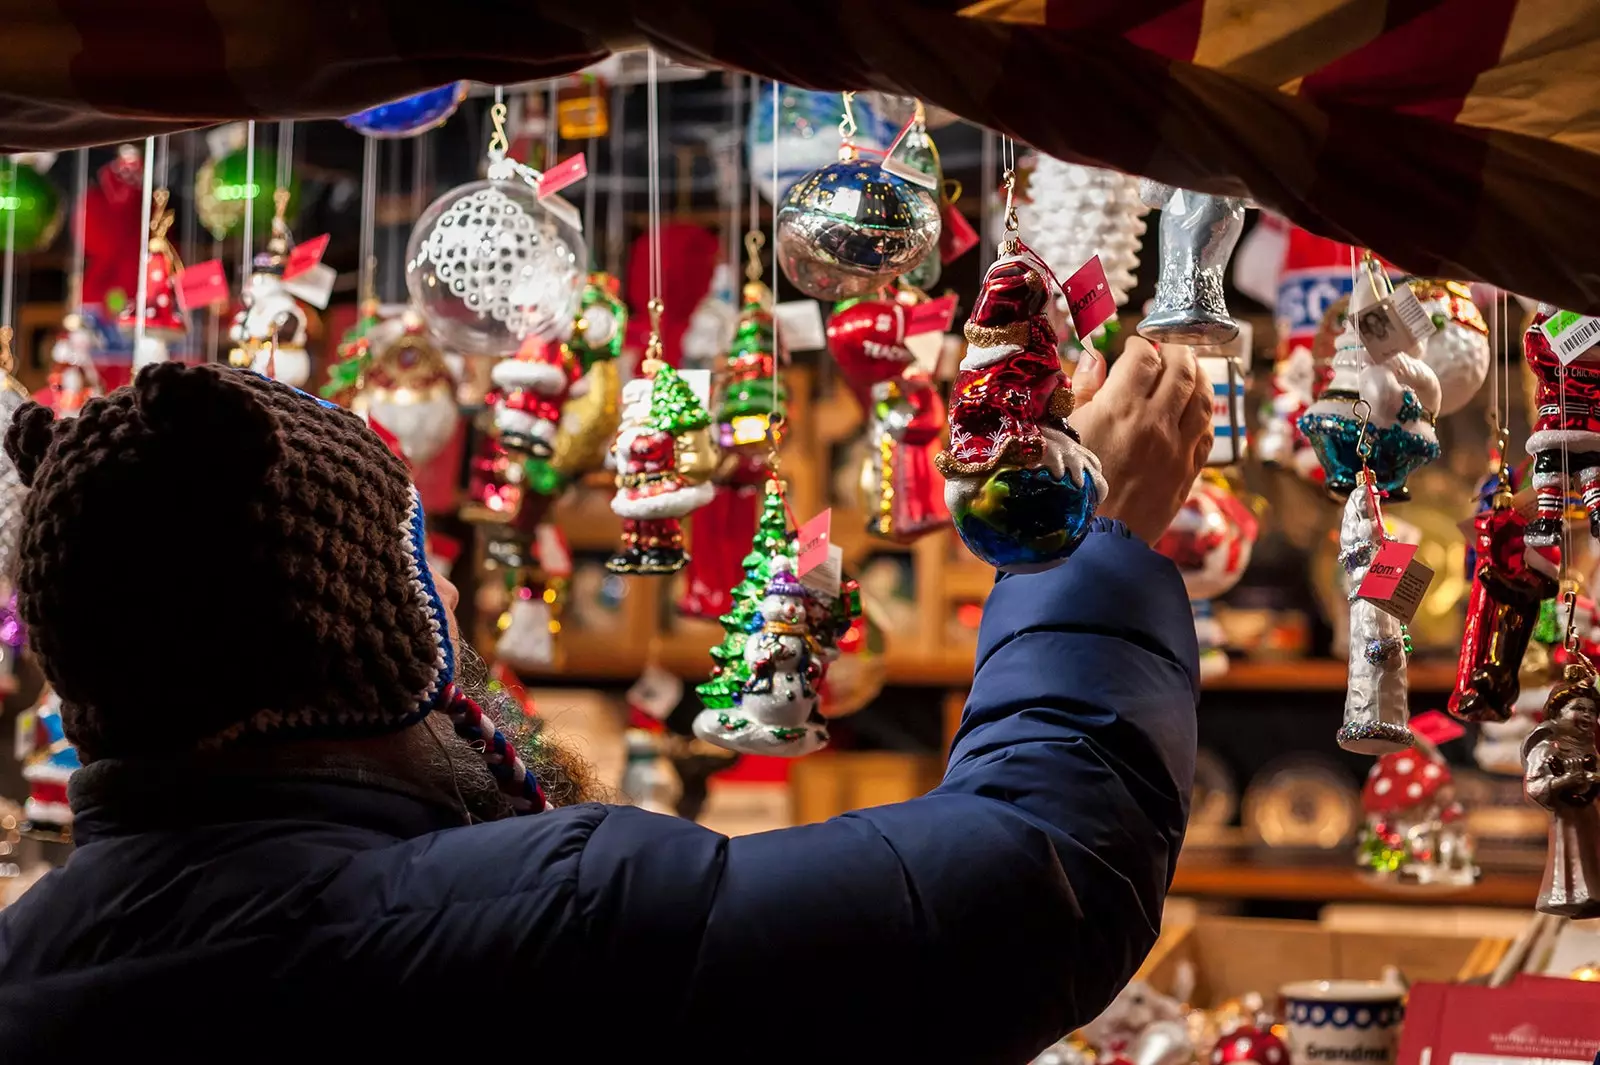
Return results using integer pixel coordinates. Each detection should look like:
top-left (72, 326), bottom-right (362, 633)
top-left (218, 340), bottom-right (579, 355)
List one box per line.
top-left (117, 188), bottom-right (187, 366)
top-left (228, 189), bottom-right (313, 387)
top-left (936, 196), bottom-right (1106, 572)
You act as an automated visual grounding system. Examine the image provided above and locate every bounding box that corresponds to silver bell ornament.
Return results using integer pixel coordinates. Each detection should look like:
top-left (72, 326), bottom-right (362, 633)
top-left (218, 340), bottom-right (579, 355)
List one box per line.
top-left (1138, 181), bottom-right (1248, 345)
top-left (405, 103), bottom-right (587, 357)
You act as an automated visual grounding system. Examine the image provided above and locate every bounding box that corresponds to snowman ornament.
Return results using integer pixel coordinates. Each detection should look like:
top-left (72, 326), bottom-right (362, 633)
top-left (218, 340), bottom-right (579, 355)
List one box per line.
top-left (694, 557), bottom-right (829, 756)
top-left (227, 189), bottom-right (323, 387)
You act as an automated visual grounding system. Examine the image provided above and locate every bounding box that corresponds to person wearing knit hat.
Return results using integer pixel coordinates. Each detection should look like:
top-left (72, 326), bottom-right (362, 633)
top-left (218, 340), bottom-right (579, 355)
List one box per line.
top-left (0, 348), bottom-right (1212, 1065)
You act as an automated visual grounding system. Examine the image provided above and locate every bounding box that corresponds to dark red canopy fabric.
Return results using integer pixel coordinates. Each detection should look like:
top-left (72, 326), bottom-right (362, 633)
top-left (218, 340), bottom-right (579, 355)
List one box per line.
top-left (3, 0), bottom-right (1599, 310)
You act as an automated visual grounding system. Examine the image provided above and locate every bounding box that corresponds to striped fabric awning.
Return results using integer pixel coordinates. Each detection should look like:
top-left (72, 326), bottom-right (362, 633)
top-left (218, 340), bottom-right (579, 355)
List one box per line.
top-left (2, 0), bottom-right (1597, 310)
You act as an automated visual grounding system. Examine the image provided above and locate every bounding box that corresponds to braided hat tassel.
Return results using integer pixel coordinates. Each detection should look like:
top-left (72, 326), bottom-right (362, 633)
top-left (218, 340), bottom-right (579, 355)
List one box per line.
top-left (442, 684), bottom-right (549, 814)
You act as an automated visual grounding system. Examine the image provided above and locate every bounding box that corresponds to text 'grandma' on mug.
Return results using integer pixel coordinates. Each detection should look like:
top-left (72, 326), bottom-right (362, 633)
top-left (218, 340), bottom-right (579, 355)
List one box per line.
top-left (1281, 979), bottom-right (1405, 1065)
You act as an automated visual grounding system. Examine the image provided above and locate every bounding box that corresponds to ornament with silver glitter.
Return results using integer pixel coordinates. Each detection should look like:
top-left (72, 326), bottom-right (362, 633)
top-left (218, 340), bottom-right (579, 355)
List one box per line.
top-left (1137, 181), bottom-right (1247, 345)
top-left (1338, 466), bottom-right (1415, 754)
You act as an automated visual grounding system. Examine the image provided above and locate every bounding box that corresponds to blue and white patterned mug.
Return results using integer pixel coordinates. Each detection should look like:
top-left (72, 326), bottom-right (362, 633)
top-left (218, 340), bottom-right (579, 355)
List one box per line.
top-left (1280, 979), bottom-right (1405, 1065)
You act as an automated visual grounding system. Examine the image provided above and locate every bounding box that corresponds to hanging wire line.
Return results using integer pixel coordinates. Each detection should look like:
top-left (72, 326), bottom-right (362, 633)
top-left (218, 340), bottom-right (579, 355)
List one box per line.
top-left (725, 73), bottom-right (743, 282)
top-left (769, 78), bottom-right (778, 301)
top-left (69, 149), bottom-right (89, 314)
top-left (241, 121), bottom-right (257, 277)
top-left (358, 136), bottom-right (378, 305)
top-left (979, 129), bottom-right (997, 269)
top-left (605, 81), bottom-right (625, 276)
top-left (547, 81), bottom-right (560, 171)
top-left (1, 157), bottom-right (17, 338)
top-left (646, 49), bottom-right (663, 309)
top-left (133, 135), bottom-right (158, 358)
top-left (583, 130), bottom-right (598, 245)
top-left (748, 76), bottom-right (761, 238)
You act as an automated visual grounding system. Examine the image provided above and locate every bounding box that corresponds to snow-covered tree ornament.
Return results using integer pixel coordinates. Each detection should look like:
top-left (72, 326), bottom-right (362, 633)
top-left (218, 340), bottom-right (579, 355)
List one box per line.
top-left (696, 478), bottom-right (792, 711)
top-left (1015, 154), bottom-right (1148, 320)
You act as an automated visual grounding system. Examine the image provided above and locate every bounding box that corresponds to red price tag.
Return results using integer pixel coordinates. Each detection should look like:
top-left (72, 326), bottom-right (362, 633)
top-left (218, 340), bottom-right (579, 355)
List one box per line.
top-left (1357, 541), bottom-right (1418, 601)
top-left (905, 294), bottom-right (958, 337)
top-left (175, 259), bottom-right (230, 310)
top-left (939, 200), bottom-right (979, 264)
top-left (538, 153), bottom-right (588, 199)
top-left (1409, 710), bottom-right (1466, 746)
top-left (1065, 254), bottom-right (1116, 339)
top-left (795, 508), bottom-right (832, 578)
top-left (283, 233), bottom-right (330, 281)
top-left (536, 525), bottom-right (573, 578)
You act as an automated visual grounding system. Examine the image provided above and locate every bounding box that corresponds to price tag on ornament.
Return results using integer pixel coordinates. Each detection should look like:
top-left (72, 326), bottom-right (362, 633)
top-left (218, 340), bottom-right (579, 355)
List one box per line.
top-left (539, 192), bottom-right (584, 234)
top-left (1409, 710), bottom-right (1466, 746)
top-left (175, 258), bottom-right (230, 311)
top-left (905, 294), bottom-right (958, 337)
top-left (283, 233), bottom-right (330, 281)
top-left (795, 508), bottom-right (833, 578)
top-left (1064, 255), bottom-right (1117, 340)
top-left (774, 300), bottom-right (827, 352)
top-left (939, 199), bottom-right (980, 264)
top-left (677, 368), bottom-right (714, 411)
top-left (535, 525), bottom-right (573, 578)
top-left (800, 543), bottom-right (845, 602)
top-left (626, 665), bottom-right (683, 723)
top-left (282, 263), bottom-right (336, 309)
top-left (1357, 540), bottom-right (1435, 624)
top-left (1353, 283), bottom-right (1436, 362)
top-left (538, 152), bottom-right (587, 199)
top-left (1541, 310), bottom-right (1600, 366)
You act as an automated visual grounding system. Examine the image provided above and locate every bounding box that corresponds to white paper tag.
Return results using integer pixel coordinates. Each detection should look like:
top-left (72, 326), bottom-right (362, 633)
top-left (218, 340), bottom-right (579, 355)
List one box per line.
top-left (1354, 285), bottom-right (1436, 362)
top-left (774, 300), bottom-right (827, 352)
top-left (281, 262), bottom-right (336, 309)
top-left (677, 368), bottom-right (714, 411)
top-left (627, 665), bottom-right (683, 721)
top-left (535, 524), bottom-right (573, 578)
top-left (1196, 354), bottom-right (1248, 466)
top-left (906, 331), bottom-right (943, 373)
top-left (540, 192), bottom-right (584, 234)
top-left (799, 543), bottom-right (844, 602)
top-left (883, 153), bottom-right (939, 190)
top-left (1541, 310), bottom-right (1600, 366)
top-left (828, 186), bottom-right (862, 217)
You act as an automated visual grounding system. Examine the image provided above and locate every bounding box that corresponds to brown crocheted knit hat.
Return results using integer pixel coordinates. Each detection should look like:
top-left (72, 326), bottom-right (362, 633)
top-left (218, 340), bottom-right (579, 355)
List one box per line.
top-left (4, 363), bottom-right (449, 760)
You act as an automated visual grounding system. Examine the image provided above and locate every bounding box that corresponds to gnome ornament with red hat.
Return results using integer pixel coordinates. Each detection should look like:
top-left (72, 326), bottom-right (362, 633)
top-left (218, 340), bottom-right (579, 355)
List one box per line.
top-left (828, 284), bottom-right (950, 544)
top-left (936, 224), bottom-right (1104, 572)
top-left (1524, 304), bottom-right (1600, 579)
top-left (1357, 721), bottom-right (1479, 888)
top-left (116, 188), bottom-right (187, 367)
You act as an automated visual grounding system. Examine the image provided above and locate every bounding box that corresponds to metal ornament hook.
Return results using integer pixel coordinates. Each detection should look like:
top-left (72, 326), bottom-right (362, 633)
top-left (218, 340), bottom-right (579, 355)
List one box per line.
top-left (744, 231), bottom-right (766, 283)
top-left (999, 168), bottom-right (1020, 255)
top-left (838, 91), bottom-right (858, 145)
top-left (488, 101), bottom-right (510, 161)
top-left (1352, 397), bottom-right (1375, 462)
top-left (1565, 587), bottom-right (1584, 655)
top-left (644, 296), bottom-right (665, 363)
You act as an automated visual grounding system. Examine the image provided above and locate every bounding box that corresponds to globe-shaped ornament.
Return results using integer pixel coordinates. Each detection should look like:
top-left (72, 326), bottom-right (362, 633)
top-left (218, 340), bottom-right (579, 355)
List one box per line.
top-left (0, 163), bottom-right (62, 253)
top-left (776, 157), bottom-right (940, 301)
top-left (345, 82), bottom-right (469, 138)
top-left (405, 172), bottom-right (587, 357)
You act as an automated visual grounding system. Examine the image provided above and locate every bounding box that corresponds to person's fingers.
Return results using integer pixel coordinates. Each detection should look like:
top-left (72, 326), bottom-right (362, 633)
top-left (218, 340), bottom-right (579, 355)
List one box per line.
top-left (1180, 381), bottom-right (1211, 439)
top-left (1071, 350), bottom-right (1106, 405)
top-left (1154, 343), bottom-right (1200, 415)
top-left (1193, 433), bottom-right (1213, 475)
top-left (1108, 336), bottom-right (1164, 401)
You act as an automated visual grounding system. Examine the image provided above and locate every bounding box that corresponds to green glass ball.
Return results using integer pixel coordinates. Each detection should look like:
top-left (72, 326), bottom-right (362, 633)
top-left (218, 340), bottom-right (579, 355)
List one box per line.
top-left (0, 164), bottom-right (63, 253)
top-left (195, 148), bottom-right (301, 240)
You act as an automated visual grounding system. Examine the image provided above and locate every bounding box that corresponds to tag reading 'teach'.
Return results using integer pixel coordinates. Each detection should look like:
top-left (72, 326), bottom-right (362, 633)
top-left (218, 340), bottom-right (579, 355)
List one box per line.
top-left (1357, 541), bottom-right (1435, 624)
top-left (1541, 310), bottom-right (1600, 366)
top-left (1065, 255), bottom-right (1116, 340)
top-left (795, 508), bottom-right (832, 578)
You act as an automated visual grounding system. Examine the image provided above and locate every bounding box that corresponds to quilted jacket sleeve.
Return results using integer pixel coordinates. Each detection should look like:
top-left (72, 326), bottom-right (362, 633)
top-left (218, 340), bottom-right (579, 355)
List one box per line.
top-left (569, 520), bottom-right (1199, 1064)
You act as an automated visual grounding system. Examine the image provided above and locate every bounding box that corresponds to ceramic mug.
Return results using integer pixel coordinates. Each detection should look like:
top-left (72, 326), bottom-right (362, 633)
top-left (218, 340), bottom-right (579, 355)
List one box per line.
top-left (1280, 979), bottom-right (1405, 1065)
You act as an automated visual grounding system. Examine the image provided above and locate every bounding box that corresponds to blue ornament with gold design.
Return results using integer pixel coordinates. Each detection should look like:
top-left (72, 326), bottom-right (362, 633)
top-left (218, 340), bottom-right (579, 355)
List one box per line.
top-left (345, 83), bottom-right (470, 138)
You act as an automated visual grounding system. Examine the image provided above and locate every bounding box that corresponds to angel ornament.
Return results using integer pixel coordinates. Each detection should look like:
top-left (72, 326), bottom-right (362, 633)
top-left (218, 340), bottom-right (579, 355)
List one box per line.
top-left (1338, 475), bottom-right (1415, 754)
top-left (1136, 181), bottom-right (1248, 345)
top-left (1522, 660), bottom-right (1600, 917)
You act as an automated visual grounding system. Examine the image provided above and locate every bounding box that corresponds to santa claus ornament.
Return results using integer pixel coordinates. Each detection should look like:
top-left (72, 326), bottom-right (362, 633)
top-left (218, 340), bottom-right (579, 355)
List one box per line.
top-left (1358, 729), bottom-right (1479, 889)
top-left (116, 188), bottom-right (186, 366)
top-left (937, 243), bottom-right (1105, 572)
top-left (828, 288), bottom-right (950, 543)
top-left (606, 316), bottom-right (718, 575)
top-left (227, 189), bottom-right (317, 387)
top-left (349, 312), bottom-right (460, 467)
top-left (46, 314), bottom-right (103, 417)
top-left (1523, 304), bottom-right (1600, 578)
top-left (1138, 182), bottom-right (1248, 345)
top-left (1338, 474), bottom-right (1415, 754)
top-left (1153, 472), bottom-right (1260, 679)
top-left (15, 693), bottom-right (80, 842)
top-left (1522, 659), bottom-right (1600, 917)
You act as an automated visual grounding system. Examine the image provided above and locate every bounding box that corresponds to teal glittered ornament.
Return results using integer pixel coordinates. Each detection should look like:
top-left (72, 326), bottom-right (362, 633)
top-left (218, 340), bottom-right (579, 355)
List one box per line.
top-left (0, 163), bottom-right (63, 253)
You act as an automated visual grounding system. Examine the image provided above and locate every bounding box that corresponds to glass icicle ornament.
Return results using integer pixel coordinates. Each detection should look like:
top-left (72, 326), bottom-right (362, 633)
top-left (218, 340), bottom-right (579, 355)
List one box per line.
top-left (1338, 474), bottom-right (1415, 754)
top-left (1015, 154), bottom-right (1148, 319)
top-left (405, 100), bottom-right (586, 356)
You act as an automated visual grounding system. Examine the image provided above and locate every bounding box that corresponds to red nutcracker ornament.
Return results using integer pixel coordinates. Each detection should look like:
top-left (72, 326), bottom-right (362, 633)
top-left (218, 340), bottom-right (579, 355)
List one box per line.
top-left (1525, 304), bottom-right (1600, 578)
top-left (115, 188), bottom-right (186, 364)
top-left (827, 288), bottom-right (950, 543)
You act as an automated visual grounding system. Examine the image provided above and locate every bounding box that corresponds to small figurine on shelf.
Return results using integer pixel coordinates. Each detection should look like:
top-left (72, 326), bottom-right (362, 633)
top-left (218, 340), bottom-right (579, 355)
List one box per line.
top-left (1338, 473), bottom-right (1415, 754)
top-left (116, 188), bottom-right (187, 367)
top-left (1257, 345), bottom-right (1320, 480)
top-left (1358, 739), bottom-right (1479, 889)
top-left (228, 189), bottom-right (313, 387)
top-left (1522, 660), bottom-right (1600, 917)
top-left (606, 312), bottom-right (718, 575)
top-left (1136, 181), bottom-right (1248, 345)
top-left (15, 693), bottom-right (80, 842)
top-left (47, 313), bottom-right (103, 417)
top-left (697, 478), bottom-right (792, 711)
top-left (693, 556), bottom-right (828, 756)
top-left (1524, 304), bottom-right (1600, 577)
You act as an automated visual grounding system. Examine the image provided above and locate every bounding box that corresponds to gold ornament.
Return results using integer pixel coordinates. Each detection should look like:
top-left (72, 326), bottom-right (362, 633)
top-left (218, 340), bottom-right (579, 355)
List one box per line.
top-left (550, 358), bottom-right (622, 480)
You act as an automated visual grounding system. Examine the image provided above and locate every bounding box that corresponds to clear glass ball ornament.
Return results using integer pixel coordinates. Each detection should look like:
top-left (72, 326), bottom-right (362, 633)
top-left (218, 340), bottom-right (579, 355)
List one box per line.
top-left (405, 178), bottom-right (587, 357)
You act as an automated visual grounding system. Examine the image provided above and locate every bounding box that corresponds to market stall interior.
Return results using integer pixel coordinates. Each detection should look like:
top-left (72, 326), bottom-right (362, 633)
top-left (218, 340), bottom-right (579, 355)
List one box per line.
top-left (3, 15), bottom-right (1600, 1061)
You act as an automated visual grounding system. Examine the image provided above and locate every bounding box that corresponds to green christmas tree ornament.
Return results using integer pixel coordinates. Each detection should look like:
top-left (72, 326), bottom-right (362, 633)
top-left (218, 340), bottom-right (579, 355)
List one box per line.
top-left (697, 479), bottom-right (793, 710)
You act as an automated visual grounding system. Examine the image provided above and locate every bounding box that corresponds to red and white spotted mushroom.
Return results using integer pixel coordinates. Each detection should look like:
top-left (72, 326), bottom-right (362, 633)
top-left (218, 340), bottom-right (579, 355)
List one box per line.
top-left (1210, 1027), bottom-right (1289, 1065)
top-left (1362, 747), bottom-right (1451, 816)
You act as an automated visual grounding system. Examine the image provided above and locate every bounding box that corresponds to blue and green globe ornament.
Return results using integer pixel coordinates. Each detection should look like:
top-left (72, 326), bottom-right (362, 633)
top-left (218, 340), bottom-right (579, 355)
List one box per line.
top-left (0, 162), bottom-right (63, 252)
top-left (345, 82), bottom-right (469, 138)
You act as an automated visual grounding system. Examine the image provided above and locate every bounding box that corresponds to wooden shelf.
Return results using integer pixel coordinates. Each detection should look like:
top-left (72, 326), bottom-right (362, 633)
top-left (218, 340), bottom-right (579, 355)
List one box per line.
top-left (1171, 858), bottom-right (1541, 907)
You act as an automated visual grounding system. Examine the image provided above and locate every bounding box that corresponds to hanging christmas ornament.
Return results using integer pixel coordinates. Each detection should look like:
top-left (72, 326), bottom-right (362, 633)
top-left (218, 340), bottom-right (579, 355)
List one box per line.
top-left (46, 314), bottom-right (103, 417)
top-left (621, 725), bottom-right (682, 815)
top-left (1137, 182), bottom-right (1248, 344)
top-left (605, 332), bottom-right (718, 575)
top-left (1477, 636), bottom-right (1555, 773)
top-left (1209, 1027), bottom-right (1288, 1065)
top-left (817, 575), bottom-right (887, 718)
top-left (682, 262), bottom-right (739, 370)
top-left (1153, 471), bottom-right (1261, 680)
top-left (116, 188), bottom-right (186, 365)
top-left (543, 272), bottom-right (628, 480)
top-left (1338, 474), bottom-right (1416, 754)
top-left (194, 146), bottom-right (300, 241)
top-left (938, 197), bottom-right (1105, 571)
top-left (405, 98), bottom-right (586, 357)
top-left (1450, 472), bottom-right (1557, 722)
top-left (493, 529), bottom-right (567, 673)
top-left (1349, 254), bottom-right (1442, 489)
top-left (697, 478), bottom-right (793, 712)
top-left (885, 106), bottom-right (946, 292)
top-left (775, 93), bottom-right (939, 301)
top-left (490, 334), bottom-right (578, 459)
top-left (693, 555), bottom-right (828, 757)
top-left (828, 289), bottom-right (950, 543)
top-left (0, 160), bottom-right (62, 253)
top-left (1409, 279), bottom-right (1490, 417)
top-left (227, 189), bottom-right (315, 387)
top-left (748, 85), bottom-right (895, 204)
top-left (1523, 304), bottom-right (1600, 577)
top-left (15, 693), bottom-right (80, 842)
top-left (1015, 154), bottom-right (1148, 317)
top-left (1523, 659), bottom-right (1600, 917)
top-left (81, 145), bottom-right (143, 308)
top-left (322, 296), bottom-right (385, 407)
top-left (1358, 734), bottom-right (1479, 888)
top-left (347, 311), bottom-right (460, 465)
top-left (344, 82), bottom-right (469, 138)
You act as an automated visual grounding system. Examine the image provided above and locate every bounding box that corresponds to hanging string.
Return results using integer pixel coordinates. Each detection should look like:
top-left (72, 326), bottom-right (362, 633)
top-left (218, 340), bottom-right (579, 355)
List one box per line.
top-left (133, 135), bottom-right (158, 358)
top-left (546, 81), bottom-right (560, 171)
top-left (646, 49), bottom-right (664, 312)
top-left (1, 157), bottom-right (17, 341)
top-left (242, 121), bottom-right (257, 277)
top-left (769, 78), bottom-right (778, 299)
top-left (605, 80), bottom-right (625, 276)
top-left (69, 149), bottom-right (89, 315)
top-left (276, 122), bottom-right (294, 198)
top-left (358, 135), bottom-right (378, 306)
top-left (725, 73), bottom-right (743, 284)
top-left (769, 78), bottom-right (783, 474)
top-left (583, 129), bottom-right (598, 246)
top-left (748, 76), bottom-right (761, 238)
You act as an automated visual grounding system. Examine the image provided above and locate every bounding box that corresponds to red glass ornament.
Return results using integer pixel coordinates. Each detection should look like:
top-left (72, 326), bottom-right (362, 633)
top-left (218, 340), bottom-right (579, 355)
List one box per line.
top-left (1210, 1027), bottom-right (1288, 1065)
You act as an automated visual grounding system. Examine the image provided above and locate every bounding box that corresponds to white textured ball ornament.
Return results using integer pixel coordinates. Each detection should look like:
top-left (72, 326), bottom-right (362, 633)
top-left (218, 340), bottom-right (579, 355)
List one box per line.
top-left (1017, 154), bottom-right (1149, 308)
top-left (405, 178), bottom-right (587, 357)
top-left (1410, 278), bottom-right (1490, 417)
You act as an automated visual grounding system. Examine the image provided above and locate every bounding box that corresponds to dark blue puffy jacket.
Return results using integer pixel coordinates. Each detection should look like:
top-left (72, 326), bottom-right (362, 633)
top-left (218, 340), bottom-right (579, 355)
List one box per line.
top-left (0, 521), bottom-right (1196, 1063)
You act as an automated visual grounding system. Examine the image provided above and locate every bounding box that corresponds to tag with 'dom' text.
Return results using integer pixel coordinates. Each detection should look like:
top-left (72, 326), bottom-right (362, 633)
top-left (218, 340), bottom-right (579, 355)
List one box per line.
top-left (1357, 540), bottom-right (1435, 624)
